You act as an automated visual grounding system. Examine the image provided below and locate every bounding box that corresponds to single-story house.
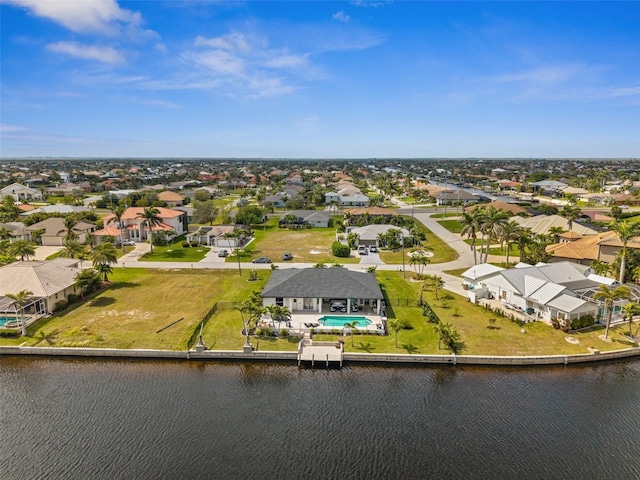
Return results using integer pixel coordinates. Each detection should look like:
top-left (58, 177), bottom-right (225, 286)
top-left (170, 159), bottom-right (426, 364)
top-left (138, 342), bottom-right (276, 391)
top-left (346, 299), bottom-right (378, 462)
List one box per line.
top-left (461, 261), bottom-right (638, 324)
top-left (25, 217), bottom-right (95, 246)
top-left (348, 224), bottom-right (411, 248)
top-left (262, 268), bottom-right (385, 315)
top-left (279, 210), bottom-right (330, 228)
top-left (0, 258), bottom-right (83, 316)
top-left (0, 222), bottom-right (31, 242)
top-left (436, 190), bottom-right (479, 206)
top-left (511, 214), bottom-right (600, 236)
top-left (156, 190), bottom-right (185, 206)
top-left (187, 225), bottom-right (249, 247)
top-left (465, 201), bottom-right (528, 217)
top-left (343, 207), bottom-right (399, 225)
top-left (20, 204), bottom-right (91, 217)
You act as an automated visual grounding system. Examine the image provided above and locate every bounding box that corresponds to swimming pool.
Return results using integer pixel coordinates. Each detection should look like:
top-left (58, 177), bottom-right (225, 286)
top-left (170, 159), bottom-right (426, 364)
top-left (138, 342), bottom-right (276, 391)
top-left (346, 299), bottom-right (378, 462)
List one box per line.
top-left (0, 316), bottom-right (19, 328)
top-left (318, 316), bottom-right (372, 328)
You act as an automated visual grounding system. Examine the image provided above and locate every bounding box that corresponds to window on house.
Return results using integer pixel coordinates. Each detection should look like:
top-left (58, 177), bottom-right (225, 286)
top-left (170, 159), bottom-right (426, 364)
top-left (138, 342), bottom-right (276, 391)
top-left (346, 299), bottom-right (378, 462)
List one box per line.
top-left (276, 297), bottom-right (284, 306)
top-left (501, 291), bottom-right (507, 300)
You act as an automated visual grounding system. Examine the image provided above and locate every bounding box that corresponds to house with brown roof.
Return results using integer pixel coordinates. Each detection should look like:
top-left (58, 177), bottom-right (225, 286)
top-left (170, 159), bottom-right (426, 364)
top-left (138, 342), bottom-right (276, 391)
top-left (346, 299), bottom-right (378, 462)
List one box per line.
top-left (96, 207), bottom-right (187, 243)
top-left (465, 201), bottom-right (528, 216)
top-left (25, 217), bottom-right (95, 246)
top-left (157, 190), bottom-right (185, 206)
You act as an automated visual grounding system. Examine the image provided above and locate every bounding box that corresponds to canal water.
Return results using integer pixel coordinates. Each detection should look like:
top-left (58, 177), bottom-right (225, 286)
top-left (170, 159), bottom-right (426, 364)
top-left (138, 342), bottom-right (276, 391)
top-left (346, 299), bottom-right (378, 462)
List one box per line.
top-left (1, 357), bottom-right (639, 480)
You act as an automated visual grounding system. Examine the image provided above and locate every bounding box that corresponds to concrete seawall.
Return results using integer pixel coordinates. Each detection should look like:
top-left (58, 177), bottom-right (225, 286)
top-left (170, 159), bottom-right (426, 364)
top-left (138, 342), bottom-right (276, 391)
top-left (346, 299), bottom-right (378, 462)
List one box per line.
top-left (2, 345), bottom-right (639, 366)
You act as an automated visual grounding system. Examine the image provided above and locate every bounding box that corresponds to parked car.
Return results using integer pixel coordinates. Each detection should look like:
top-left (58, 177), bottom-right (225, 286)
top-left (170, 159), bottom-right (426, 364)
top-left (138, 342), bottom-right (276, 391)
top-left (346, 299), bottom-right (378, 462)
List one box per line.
top-left (282, 252), bottom-right (292, 261)
top-left (252, 257), bottom-right (272, 264)
top-left (218, 249), bottom-right (228, 257)
top-left (358, 245), bottom-right (368, 255)
top-left (116, 239), bottom-right (135, 247)
top-left (368, 245), bottom-right (378, 253)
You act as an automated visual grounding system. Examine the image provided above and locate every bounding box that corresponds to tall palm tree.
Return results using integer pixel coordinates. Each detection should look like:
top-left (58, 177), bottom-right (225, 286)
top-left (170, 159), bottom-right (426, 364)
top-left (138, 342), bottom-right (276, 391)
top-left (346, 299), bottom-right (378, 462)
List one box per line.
top-left (621, 302), bottom-right (640, 337)
top-left (500, 220), bottom-right (522, 265)
top-left (111, 204), bottom-right (127, 252)
top-left (267, 304), bottom-right (291, 334)
top-left (593, 284), bottom-right (631, 339)
top-left (610, 221), bottom-right (640, 283)
top-left (480, 207), bottom-right (510, 263)
top-left (9, 239), bottom-right (36, 261)
top-left (561, 204), bottom-right (582, 232)
top-left (514, 227), bottom-right (532, 262)
top-left (459, 210), bottom-right (482, 265)
top-left (7, 289), bottom-right (32, 336)
top-left (136, 207), bottom-right (162, 253)
top-left (547, 226), bottom-right (566, 243)
top-left (89, 242), bottom-right (118, 281)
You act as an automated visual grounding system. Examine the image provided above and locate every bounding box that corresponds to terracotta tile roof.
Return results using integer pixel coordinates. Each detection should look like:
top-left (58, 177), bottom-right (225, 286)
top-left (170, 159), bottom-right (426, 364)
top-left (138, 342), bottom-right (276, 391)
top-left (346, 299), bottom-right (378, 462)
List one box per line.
top-left (466, 201), bottom-right (527, 215)
top-left (559, 231), bottom-right (583, 239)
top-left (120, 207), bottom-right (184, 220)
top-left (93, 225), bottom-right (123, 237)
top-left (546, 231), bottom-right (618, 261)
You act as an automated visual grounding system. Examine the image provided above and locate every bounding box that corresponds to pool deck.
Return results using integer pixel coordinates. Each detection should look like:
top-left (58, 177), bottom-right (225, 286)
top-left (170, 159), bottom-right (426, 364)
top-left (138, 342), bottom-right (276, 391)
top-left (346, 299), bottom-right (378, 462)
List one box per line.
top-left (260, 309), bottom-right (386, 335)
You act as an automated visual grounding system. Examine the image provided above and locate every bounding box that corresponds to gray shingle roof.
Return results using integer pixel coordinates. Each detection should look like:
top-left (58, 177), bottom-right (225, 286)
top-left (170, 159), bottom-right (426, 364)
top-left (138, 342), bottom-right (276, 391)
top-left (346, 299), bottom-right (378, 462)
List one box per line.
top-left (262, 268), bottom-right (384, 300)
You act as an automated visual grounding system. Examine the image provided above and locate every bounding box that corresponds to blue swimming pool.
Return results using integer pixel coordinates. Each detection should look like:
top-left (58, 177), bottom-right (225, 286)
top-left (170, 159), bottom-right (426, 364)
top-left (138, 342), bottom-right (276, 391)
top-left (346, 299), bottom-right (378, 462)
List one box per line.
top-left (0, 316), bottom-right (18, 328)
top-left (318, 316), bottom-right (372, 328)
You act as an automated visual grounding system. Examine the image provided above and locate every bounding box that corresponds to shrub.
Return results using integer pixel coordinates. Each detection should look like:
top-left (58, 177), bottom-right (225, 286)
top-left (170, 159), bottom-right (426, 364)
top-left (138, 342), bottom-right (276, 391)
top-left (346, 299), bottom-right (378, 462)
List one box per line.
top-left (182, 242), bottom-right (190, 248)
top-left (278, 328), bottom-right (289, 337)
top-left (67, 293), bottom-right (80, 304)
top-left (331, 241), bottom-right (351, 258)
top-left (54, 300), bottom-right (67, 312)
top-left (255, 327), bottom-right (274, 337)
top-left (571, 315), bottom-right (595, 330)
top-left (0, 330), bottom-right (20, 338)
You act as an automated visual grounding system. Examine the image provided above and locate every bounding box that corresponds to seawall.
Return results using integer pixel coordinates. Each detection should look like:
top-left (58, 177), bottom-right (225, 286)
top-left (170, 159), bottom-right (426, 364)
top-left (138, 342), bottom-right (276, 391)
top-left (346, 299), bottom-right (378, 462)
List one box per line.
top-left (1, 345), bottom-right (640, 366)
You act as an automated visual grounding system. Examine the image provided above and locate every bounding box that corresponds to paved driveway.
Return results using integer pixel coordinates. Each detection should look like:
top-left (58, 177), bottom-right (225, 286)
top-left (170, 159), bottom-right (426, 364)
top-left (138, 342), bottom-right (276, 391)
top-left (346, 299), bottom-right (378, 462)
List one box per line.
top-left (33, 246), bottom-right (63, 260)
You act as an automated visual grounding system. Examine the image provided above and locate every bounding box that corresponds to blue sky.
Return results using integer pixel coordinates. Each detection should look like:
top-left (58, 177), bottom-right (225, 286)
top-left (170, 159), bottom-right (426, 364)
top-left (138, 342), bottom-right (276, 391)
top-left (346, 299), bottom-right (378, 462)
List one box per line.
top-left (1, 1), bottom-right (638, 158)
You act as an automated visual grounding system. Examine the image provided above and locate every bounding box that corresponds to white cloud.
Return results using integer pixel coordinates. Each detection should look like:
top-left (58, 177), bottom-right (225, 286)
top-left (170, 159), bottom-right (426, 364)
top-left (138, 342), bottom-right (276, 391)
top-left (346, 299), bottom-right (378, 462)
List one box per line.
top-left (332, 11), bottom-right (350, 23)
top-left (489, 64), bottom-right (588, 85)
top-left (154, 43), bottom-right (168, 53)
top-left (0, 123), bottom-right (26, 132)
top-left (194, 33), bottom-right (250, 52)
top-left (46, 41), bottom-right (126, 64)
top-left (2, 0), bottom-right (152, 37)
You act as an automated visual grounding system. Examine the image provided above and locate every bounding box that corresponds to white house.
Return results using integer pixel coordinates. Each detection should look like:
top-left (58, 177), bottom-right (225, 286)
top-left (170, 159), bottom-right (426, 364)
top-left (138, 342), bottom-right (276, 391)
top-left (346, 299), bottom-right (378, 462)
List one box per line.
top-left (1, 183), bottom-right (43, 201)
top-left (95, 207), bottom-right (187, 243)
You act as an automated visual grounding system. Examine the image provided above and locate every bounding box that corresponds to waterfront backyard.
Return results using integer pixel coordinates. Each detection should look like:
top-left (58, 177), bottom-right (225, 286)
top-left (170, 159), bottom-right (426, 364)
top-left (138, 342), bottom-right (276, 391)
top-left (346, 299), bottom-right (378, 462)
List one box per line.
top-left (1, 269), bottom-right (635, 355)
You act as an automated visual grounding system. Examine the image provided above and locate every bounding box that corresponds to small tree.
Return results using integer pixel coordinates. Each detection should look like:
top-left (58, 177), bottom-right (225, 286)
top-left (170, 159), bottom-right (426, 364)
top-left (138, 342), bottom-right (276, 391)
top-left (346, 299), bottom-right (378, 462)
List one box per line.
top-left (74, 269), bottom-right (102, 298)
top-left (344, 320), bottom-right (360, 347)
top-left (593, 284), bottom-right (631, 339)
top-left (409, 251), bottom-right (430, 278)
top-left (388, 319), bottom-right (405, 348)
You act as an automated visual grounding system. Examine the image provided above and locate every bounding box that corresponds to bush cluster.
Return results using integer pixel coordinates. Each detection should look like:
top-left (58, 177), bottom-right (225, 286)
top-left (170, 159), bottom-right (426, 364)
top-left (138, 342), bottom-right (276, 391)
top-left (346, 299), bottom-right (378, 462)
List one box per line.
top-left (331, 241), bottom-right (351, 258)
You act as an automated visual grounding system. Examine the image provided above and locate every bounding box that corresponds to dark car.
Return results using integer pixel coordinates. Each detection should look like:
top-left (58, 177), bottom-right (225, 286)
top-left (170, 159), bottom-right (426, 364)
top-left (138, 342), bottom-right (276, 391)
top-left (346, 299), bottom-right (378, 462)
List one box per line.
top-left (252, 257), bottom-right (272, 264)
top-left (218, 249), bottom-right (228, 257)
top-left (282, 252), bottom-right (292, 261)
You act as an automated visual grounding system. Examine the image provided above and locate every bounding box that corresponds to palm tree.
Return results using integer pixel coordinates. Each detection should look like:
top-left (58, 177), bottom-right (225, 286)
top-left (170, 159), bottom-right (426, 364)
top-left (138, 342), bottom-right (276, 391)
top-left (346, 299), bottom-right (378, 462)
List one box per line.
top-left (9, 239), bottom-right (36, 261)
top-left (58, 214), bottom-right (79, 241)
top-left (500, 220), bottom-right (522, 265)
top-left (593, 284), bottom-right (631, 339)
top-left (0, 226), bottom-right (11, 241)
top-left (561, 204), bottom-right (582, 232)
top-left (343, 320), bottom-right (360, 347)
top-left (136, 207), bottom-right (162, 253)
top-left (480, 207), bottom-right (510, 263)
top-left (610, 221), bottom-right (640, 283)
top-left (409, 251), bottom-right (430, 278)
top-left (94, 263), bottom-right (113, 282)
top-left (459, 210), bottom-right (482, 265)
top-left (111, 204), bottom-right (127, 252)
top-left (59, 239), bottom-right (86, 259)
top-left (514, 227), bottom-right (532, 262)
top-left (621, 302), bottom-right (640, 337)
top-left (432, 276), bottom-right (445, 300)
top-left (547, 226), bottom-right (566, 243)
top-left (267, 305), bottom-right (291, 334)
top-left (388, 319), bottom-right (403, 348)
top-left (590, 259), bottom-right (612, 277)
top-left (89, 242), bottom-right (118, 281)
top-left (74, 269), bottom-right (102, 299)
top-left (7, 289), bottom-right (32, 336)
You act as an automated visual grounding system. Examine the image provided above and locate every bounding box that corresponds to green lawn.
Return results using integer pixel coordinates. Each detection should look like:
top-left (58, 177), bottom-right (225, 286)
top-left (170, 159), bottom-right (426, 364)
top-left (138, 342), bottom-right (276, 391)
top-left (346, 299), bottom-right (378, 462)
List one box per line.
top-left (431, 213), bottom-right (462, 219)
top-left (2, 270), bottom-right (636, 356)
top-left (228, 218), bottom-right (359, 264)
top-left (139, 235), bottom-right (210, 262)
top-left (4, 269), bottom-right (269, 350)
top-left (437, 219), bottom-right (463, 234)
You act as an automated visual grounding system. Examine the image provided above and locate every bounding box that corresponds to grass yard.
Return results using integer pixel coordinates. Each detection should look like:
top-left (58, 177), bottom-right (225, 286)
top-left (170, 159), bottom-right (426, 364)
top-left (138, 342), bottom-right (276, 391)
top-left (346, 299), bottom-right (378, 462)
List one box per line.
top-left (229, 219), bottom-right (359, 264)
top-left (6, 268), bottom-right (269, 350)
top-left (437, 219), bottom-right (463, 234)
top-left (139, 235), bottom-right (210, 262)
top-left (315, 272), bottom-right (635, 356)
top-left (431, 213), bottom-right (462, 219)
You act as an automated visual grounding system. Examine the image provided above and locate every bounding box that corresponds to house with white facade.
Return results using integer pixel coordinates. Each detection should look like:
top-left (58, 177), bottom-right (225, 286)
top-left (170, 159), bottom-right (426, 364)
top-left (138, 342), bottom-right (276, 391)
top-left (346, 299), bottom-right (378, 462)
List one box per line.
top-left (1, 183), bottom-right (43, 201)
top-left (95, 207), bottom-right (187, 243)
